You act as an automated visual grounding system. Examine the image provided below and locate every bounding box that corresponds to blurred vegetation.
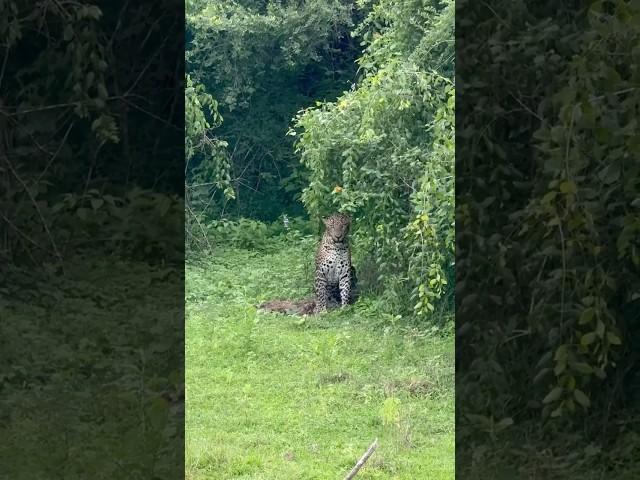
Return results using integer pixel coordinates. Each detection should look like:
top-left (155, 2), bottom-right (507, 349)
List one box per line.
top-left (1, 2), bottom-right (184, 268)
top-left (456, 0), bottom-right (640, 475)
top-left (1, 2), bottom-right (183, 477)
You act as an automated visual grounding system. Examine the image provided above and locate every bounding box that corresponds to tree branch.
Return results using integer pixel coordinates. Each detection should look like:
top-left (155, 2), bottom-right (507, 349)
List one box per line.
top-left (343, 439), bottom-right (378, 480)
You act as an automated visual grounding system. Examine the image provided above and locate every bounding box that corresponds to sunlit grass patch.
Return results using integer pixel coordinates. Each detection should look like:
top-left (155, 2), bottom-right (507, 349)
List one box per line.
top-left (186, 245), bottom-right (454, 479)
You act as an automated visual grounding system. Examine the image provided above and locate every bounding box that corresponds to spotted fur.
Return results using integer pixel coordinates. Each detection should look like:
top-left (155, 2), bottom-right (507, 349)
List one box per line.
top-left (314, 213), bottom-right (355, 314)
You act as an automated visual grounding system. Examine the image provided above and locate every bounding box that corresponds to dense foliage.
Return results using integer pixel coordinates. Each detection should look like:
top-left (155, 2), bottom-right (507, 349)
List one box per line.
top-left (1, 1), bottom-right (184, 268)
top-left (456, 0), bottom-right (640, 466)
top-left (1, 258), bottom-right (183, 478)
top-left (185, 0), bottom-right (359, 220)
top-left (185, 74), bottom-right (234, 251)
top-left (2, 2), bottom-right (184, 477)
top-left (185, 0), bottom-right (455, 321)
top-left (292, 0), bottom-right (454, 319)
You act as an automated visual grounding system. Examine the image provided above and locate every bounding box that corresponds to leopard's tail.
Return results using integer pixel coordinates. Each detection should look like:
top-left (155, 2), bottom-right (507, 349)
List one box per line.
top-left (257, 298), bottom-right (316, 315)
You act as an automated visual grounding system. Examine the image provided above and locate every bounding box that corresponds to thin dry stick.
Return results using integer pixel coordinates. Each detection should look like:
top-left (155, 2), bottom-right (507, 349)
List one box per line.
top-left (36, 121), bottom-right (74, 183)
top-left (185, 201), bottom-right (213, 252)
top-left (343, 439), bottom-right (378, 480)
top-left (3, 156), bottom-right (63, 263)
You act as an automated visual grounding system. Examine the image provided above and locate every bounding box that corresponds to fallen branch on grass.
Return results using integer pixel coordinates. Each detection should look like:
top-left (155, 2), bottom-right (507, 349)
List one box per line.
top-left (343, 438), bottom-right (378, 480)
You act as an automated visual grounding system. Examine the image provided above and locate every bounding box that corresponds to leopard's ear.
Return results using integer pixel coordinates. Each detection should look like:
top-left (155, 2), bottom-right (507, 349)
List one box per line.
top-left (322, 216), bottom-right (329, 226)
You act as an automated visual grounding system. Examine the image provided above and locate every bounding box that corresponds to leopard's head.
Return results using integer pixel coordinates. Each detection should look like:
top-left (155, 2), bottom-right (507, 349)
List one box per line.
top-left (322, 213), bottom-right (351, 242)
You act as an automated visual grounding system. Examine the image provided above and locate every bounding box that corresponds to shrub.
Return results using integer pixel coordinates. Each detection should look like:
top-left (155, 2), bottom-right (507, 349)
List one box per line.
top-left (291, 0), bottom-right (454, 320)
top-left (456, 0), bottom-right (640, 430)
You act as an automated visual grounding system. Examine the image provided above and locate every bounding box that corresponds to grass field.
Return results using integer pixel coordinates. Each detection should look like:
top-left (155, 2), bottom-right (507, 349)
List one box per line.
top-left (185, 243), bottom-right (454, 479)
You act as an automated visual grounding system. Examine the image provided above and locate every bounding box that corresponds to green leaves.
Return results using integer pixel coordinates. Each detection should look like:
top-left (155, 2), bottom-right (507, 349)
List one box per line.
top-left (607, 332), bottom-right (622, 345)
top-left (187, 1), bottom-right (354, 112)
top-left (457, 0), bottom-right (639, 429)
top-left (598, 164), bottom-right (621, 185)
top-left (579, 307), bottom-right (595, 325)
top-left (293, 0), bottom-right (454, 320)
top-left (559, 180), bottom-right (577, 194)
top-left (580, 332), bottom-right (597, 347)
top-left (185, 73), bottom-right (234, 225)
top-left (543, 387), bottom-right (563, 404)
top-left (573, 389), bottom-right (591, 408)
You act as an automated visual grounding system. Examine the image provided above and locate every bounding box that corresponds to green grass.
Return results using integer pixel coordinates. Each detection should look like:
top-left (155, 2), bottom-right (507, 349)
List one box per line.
top-left (1, 256), bottom-right (183, 479)
top-left (185, 243), bottom-right (454, 479)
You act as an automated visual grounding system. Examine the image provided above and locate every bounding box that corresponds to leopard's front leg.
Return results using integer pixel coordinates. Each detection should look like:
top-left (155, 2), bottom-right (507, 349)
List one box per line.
top-left (338, 269), bottom-right (352, 307)
top-left (314, 276), bottom-right (328, 314)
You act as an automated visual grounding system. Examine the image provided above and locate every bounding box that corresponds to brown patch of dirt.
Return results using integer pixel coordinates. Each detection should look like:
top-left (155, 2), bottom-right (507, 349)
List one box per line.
top-left (384, 378), bottom-right (431, 397)
top-left (318, 372), bottom-right (350, 385)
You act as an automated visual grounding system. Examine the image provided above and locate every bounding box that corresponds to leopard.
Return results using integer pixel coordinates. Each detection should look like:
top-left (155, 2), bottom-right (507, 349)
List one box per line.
top-left (313, 213), bottom-right (357, 314)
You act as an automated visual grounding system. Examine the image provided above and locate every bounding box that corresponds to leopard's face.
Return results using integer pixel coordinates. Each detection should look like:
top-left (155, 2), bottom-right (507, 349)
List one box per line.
top-left (322, 214), bottom-right (351, 243)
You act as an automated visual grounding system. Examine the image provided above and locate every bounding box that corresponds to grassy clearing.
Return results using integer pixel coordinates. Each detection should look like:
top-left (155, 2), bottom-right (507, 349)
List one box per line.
top-left (185, 243), bottom-right (454, 479)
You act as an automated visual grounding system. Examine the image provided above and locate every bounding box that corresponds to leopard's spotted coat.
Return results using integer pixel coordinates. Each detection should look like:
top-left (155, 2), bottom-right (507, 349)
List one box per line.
top-left (313, 213), bottom-right (356, 314)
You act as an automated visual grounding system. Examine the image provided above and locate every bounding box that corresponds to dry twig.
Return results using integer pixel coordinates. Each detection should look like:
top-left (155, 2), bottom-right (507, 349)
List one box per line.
top-left (343, 439), bottom-right (378, 480)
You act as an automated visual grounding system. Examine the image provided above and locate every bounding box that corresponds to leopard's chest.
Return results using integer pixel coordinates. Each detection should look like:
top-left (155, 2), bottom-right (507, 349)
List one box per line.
top-left (317, 244), bottom-right (350, 284)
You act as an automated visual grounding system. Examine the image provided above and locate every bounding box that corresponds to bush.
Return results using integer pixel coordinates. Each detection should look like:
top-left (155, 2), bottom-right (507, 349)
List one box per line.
top-left (456, 0), bottom-right (640, 432)
top-left (190, 216), bottom-right (315, 254)
top-left (52, 188), bottom-right (184, 264)
top-left (292, 0), bottom-right (454, 320)
top-left (185, 0), bottom-right (358, 220)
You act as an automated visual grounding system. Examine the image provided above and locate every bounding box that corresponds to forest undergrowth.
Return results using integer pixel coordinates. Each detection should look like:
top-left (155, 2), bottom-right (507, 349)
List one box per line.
top-left (0, 255), bottom-right (184, 479)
